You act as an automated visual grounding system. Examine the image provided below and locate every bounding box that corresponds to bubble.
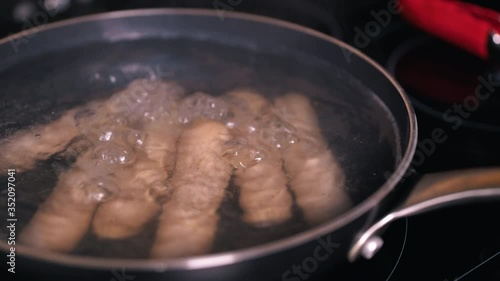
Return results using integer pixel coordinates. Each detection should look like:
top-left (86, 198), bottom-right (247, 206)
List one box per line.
top-left (247, 125), bottom-right (257, 134)
top-left (125, 80), bottom-right (182, 124)
top-left (141, 104), bottom-right (176, 123)
top-left (178, 92), bottom-right (230, 124)
top-left (92, 114), bottom-right (134, 144)
top-left (93, 143), bottom-right (136, 165)
top-left (84, 177), bottom-right (119, 203)
top-left (99, 131), bottom-right (113, 142)
top-left (221, 137), bottom-right (265, 169)
top-left (258, 113), bottom-right (299, 150)
top-left (272, 130), bottom-right (300, 149)
top-left (102, 79), bottom-right (185, 125)
top-left (124, 129), bottom-right (146, 147)
top-left (93, 119), bottom-right (120, 142)
top-left (90, 72), bottom-right (105, 84)
top-left (226, 121), bottom-right (236, 129)
top-left (89, 66), bottom-right (126, 88)
top-left (129, 84), bottom-right (150, 104)
top-left (143, 111), bottom-right (158, 123)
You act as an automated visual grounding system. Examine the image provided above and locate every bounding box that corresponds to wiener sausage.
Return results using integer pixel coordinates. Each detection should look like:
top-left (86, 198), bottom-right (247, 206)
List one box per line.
top-left (151, 120), bottom-right (232, 258)
top-left (275, 93), bottom-right (351, 225)
top-left (19, 157), bottom-right (109, 252)
top-left (227, 90), bottom-right (293, 227)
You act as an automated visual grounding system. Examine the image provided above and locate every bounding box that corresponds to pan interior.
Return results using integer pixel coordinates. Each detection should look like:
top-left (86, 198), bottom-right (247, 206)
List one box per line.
top-left (0, 37), bottom-right (401, 259)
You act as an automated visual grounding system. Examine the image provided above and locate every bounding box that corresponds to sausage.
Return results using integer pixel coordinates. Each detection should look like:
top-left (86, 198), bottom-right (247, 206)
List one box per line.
top-left (18, 157), bottom-right (110, 252)
top-left (143, 121), bottom-right (181, 174)
top-left (274, 93), bottom-right (351, 225)
top-left (226, 90), bottom-right (293, 227)
top-left (0, 107), bottom-right (86, 172)
top-left (91, 118), bottom-right (181, 239)
top-left (0, 82), bottom-right (121, 172)
top-left (0, 79), bottom-right (184, 172)
top-left (151, 119), bottom-right (232, 258)
top-left (16, 79), bottom-right (187, 246)
top-left (234, 144), bottom-right (292, 226)
top-left (91, 157), bottom-right (169, 239)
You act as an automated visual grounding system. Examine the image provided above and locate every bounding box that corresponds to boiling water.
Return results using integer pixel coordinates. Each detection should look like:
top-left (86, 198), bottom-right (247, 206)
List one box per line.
top-left (0, 38), bottom-right (400, 259)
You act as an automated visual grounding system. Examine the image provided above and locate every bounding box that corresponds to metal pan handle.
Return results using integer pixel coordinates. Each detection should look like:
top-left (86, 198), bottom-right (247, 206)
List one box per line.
top-left (348, 168), bottom-right (500, 262)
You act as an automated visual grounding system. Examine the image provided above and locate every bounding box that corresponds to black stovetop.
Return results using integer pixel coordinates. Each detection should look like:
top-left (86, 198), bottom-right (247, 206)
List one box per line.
top-left (337, 111), bottom-right (500, 281)
top-left (1, 1), bottom-right (499, 281)
top-left (339, 3), bottom-right (500, 279)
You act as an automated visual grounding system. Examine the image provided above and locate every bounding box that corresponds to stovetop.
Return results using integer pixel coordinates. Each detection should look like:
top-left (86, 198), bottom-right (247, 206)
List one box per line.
top-left (1, 1), bottom-right (499, 281)
top-left (338, 112), bottom-right (500, 281)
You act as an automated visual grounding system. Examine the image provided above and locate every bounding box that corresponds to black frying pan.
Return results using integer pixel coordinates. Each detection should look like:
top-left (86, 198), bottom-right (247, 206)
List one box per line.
top-left (0, 9), bottom-right (499, 281)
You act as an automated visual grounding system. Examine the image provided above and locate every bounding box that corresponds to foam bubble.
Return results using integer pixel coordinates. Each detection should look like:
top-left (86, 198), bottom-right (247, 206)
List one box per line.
top-left (124, 129), bottom-right (146, 147)
top-left (178, 92), bottom-right (230, 124)
top-left (92, 143), bottom-right (136, 165)
top-left (258, 113), bottom-right (299, 150)
top-left (85, 177), bottom-right (120, 202)
top-left (222, 137), bottom-right (265, 169)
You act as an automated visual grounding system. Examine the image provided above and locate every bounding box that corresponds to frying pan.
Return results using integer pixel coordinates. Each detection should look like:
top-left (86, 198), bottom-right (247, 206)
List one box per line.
top-left (0, 9), bottom-right (499, 281)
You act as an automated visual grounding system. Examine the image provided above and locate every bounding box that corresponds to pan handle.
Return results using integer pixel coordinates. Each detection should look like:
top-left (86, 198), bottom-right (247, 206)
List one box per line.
top-left (347, 168), bottom-right (500, 262)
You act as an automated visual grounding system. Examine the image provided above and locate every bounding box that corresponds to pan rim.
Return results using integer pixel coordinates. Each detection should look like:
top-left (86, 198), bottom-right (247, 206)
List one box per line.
top-left (0, 8), bottom-right (418, 271)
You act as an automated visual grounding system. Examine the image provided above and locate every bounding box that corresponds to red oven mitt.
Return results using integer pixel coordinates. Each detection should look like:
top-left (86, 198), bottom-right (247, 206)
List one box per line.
top-left (400, 0), bottom-right (500, 61)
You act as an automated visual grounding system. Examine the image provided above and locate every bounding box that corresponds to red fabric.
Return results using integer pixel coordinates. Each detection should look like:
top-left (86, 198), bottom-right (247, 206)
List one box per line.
top-left (399, 0), bottom-right (500, 60)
